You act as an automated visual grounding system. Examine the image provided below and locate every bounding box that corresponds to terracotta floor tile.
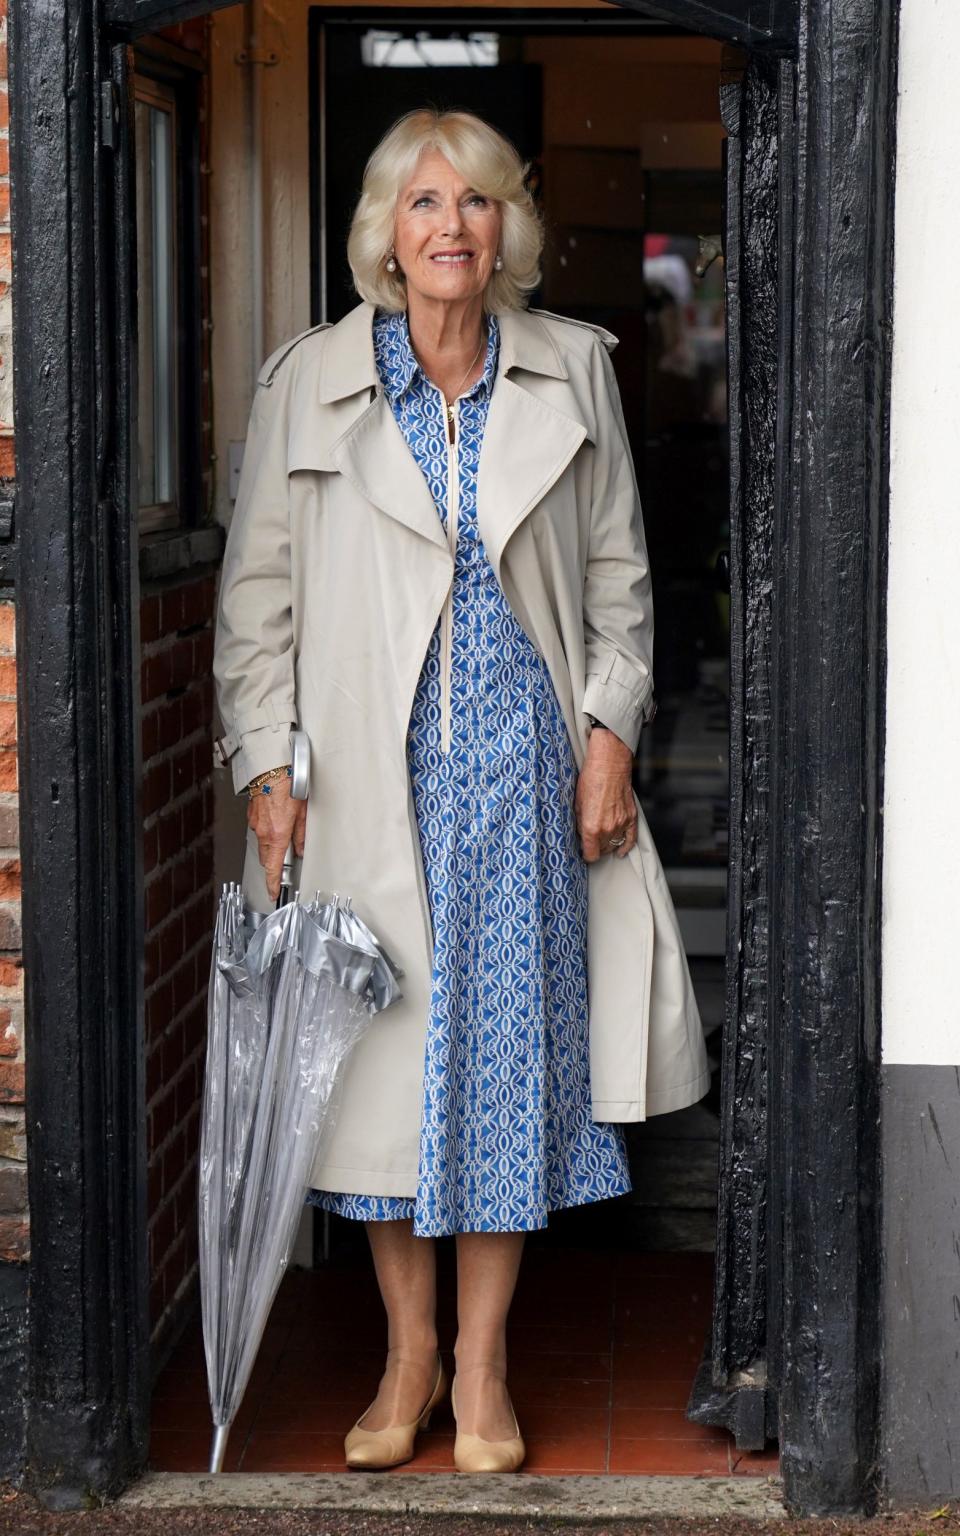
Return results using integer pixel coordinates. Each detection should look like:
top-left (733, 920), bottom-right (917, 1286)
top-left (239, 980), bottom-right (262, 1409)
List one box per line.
top-left (239, 1430), bottom-right (458, 1474)
top-left (152, 1366), bottom-right (209, 1400)
top-left (238, 1431), bottom-right (350, 1473)
top-left (281, 1339), bottom-right (384, 1363)
top-left (385, 1434), bottom-right (457, 1472)
top-left (272, 1353), bottom-right (382, 1388)
top-left (511, 1377), bottom-right (612, 1411)
top-left (731, 1447), bottom-right (781, 1476)
top-left (610, 1375), bottom-right (698, 1411)
top-left (614, 1253), bottom-right (714, 1282)
top-left (609, 1437), bottom-right (731, 1475)
top-left (150, 1391), bottom-right (259, 1450)
top-left (147, 1432), bottom-right (208, 1473)
top-left (149, 1428), bottom-right (250, 1474)
top-left (510, 1349), bottom-right (611, 1380)
top-left (151, 1394), bottom-right (223, 1434)
top-left (510, 1307), bottom-right (613, 1333)
top-left (614, 1316), bottom-right (711, 1344)
top-left (149, 1249), bottom-right (726, 1478)
top-left (614, 1273), bottom-right (710, 1300)
top-left (162, 1338), bottom-right (206, 1372)
top-left (522, 1253), bottom-right (616, 1283)
top-left (514, 1284), bottom-right (614, 1313)
top-left (521, 1434), bottom-right (609, 1473)
top-left (509, 1321), bottom-right (612, 1353)
top-left (610, 1407), bottom-right (729, 1441)
top-left (615, 1296), bottom-right (711, 1326)
top-left (613, 1338), bottom-right (705, 1375)
top-left (509, 1402), bottom-right (609, 1438)
top-left (254, 1395), bottom-right (372, 1435)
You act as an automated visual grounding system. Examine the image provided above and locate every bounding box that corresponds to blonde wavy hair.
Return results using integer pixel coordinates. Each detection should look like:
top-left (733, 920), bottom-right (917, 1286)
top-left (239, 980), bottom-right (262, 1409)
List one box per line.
top-left (347, 108), bottom-right (543, 314)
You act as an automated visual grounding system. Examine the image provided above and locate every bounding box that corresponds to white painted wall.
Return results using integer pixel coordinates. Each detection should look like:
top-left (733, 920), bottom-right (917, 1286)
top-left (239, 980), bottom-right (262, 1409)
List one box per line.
top-left (882, 0), bottom-right (960, 1065)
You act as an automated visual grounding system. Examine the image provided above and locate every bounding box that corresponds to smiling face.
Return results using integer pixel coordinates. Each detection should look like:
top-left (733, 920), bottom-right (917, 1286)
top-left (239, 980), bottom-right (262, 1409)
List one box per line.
top-left (392, 147), bottom-right (503, 309)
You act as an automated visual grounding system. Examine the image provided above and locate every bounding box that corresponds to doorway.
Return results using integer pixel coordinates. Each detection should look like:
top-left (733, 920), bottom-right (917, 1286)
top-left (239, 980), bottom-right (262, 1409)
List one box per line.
top-left (9, 0), bottom-right (894, 1511)
top-left (143, 9), bottom-right (763, 1477)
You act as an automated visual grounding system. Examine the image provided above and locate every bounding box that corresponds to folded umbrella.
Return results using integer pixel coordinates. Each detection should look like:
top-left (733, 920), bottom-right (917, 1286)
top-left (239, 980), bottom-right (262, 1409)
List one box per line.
top-left (198, 733), bottom-right (402, 1474)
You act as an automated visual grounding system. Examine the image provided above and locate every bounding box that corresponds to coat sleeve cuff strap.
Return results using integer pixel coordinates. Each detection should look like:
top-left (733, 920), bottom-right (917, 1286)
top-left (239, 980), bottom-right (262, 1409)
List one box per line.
top-left (583, 650), bottom-right (655, 753)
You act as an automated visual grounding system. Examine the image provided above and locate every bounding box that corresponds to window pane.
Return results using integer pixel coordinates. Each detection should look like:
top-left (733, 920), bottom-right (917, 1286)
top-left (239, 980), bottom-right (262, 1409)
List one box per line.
top-left (136, 94), bottom-right (178, 516)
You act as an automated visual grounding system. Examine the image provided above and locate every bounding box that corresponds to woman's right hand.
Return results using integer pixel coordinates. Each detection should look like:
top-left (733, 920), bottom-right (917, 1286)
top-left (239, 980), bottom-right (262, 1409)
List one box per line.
top-left (247, 775), bottom-right (308, 902)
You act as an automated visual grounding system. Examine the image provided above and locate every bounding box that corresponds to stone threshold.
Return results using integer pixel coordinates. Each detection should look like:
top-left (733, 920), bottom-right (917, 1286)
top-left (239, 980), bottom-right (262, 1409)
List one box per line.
top-left (118, 1471), bottom-right (786, 1520)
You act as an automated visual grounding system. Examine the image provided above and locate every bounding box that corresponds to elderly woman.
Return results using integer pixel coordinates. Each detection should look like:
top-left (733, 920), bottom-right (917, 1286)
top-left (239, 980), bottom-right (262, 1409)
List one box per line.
top-left (213, 108), bottom-right (709, 1474)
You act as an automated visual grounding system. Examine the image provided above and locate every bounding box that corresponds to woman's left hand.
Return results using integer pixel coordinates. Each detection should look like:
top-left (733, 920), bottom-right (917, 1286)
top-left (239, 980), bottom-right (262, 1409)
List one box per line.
top-left (575, 727), bottom-right (638, 862)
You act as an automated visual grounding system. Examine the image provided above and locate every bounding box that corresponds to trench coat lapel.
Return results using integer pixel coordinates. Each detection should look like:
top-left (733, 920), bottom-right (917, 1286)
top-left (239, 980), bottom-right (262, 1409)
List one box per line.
top-left (330, 396), bottom-right (449, 553)
top-left (295, 300), bottom-right (447, 552)
top-left (476, 370), bottom-right (587, 578)
top-left (312, 302), bottom-right (589, 561)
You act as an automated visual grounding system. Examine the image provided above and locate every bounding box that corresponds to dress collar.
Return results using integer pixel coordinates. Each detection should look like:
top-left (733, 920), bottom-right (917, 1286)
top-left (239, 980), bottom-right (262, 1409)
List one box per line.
top-left (374, 307), bottom-right (500, 405)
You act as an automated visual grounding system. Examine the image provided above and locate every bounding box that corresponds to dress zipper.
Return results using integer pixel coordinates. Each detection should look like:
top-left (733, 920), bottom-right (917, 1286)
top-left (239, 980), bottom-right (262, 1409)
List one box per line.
top-left (439, 399), bottom-right (459, 755)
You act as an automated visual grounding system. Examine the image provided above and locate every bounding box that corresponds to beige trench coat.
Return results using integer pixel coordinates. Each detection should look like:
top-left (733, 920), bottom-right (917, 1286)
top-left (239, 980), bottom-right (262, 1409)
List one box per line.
top-left (213, 298), bottom-right (710, 1198)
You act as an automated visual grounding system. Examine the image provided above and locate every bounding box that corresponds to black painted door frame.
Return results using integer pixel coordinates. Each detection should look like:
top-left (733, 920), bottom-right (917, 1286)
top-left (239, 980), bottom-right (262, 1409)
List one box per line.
top-left (8, 0), bottom-right (897, 1512)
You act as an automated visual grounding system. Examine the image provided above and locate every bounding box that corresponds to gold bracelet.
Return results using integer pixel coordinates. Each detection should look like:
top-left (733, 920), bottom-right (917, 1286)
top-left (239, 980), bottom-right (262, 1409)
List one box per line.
top-left (247, 764), bottom-right (292, 798)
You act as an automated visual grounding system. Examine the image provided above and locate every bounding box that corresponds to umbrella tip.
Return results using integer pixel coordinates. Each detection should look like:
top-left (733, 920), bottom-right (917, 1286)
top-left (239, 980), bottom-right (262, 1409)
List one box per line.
top-left (209, 1424), bottom-right (231, 1474)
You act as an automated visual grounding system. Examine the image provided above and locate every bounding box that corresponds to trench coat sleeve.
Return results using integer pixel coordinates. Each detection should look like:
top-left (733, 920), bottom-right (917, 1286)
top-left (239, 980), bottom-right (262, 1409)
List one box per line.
top-left (212, 365), bottom-right (298, 794)
top-left (581, 335), bottom-right (656, 754)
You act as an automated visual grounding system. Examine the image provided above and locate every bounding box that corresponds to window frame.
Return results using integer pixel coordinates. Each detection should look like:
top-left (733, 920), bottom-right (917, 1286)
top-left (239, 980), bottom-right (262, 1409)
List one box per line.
top-left (133, 40), bottom-right (205, 537)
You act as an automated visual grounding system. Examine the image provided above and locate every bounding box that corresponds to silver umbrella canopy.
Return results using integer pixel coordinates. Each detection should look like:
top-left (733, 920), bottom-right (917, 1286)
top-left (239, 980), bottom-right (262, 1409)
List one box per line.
top-left (198, 745), bottom-right (402, 1473)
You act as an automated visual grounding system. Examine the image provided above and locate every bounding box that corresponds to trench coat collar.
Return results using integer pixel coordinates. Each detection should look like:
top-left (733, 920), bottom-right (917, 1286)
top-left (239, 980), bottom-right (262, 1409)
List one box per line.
top-left (317, 300), bottom-right (568, 402)
top-left (321, 301), bottom-right (585, 566)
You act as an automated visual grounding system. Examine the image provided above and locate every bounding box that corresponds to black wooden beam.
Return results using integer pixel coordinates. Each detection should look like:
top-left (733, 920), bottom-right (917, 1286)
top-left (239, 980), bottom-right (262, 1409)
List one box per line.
top-left (105, 0), bottom-right (798, 47)
top-left (613, 0), bottom-right (797, 49)
top-left (684, 56), bottom-right (782, 1450)
top-left (105, 0), bottom-right (241, 34)
top-left (774, 0), bottom-right (896, 1513)
top-left (10, 0), bottom-right (149, 1505)
top-left (714, 52), bottom-right (780, 1394)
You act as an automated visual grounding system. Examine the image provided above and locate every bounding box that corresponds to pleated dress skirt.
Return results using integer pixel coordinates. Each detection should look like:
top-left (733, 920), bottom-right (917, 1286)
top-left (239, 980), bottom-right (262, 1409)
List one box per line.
top-left (306, 308), bottom-right (631, 1237)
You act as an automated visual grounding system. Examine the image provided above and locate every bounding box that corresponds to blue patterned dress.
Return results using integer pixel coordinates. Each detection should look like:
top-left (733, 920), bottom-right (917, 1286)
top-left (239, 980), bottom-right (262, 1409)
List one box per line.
top-left (306, 308), bottom-right (631, 1236)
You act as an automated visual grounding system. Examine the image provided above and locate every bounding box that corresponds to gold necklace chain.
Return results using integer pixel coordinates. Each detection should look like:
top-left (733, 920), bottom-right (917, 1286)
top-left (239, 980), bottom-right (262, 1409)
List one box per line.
top-left (411, 326), bottom-right (487, 421)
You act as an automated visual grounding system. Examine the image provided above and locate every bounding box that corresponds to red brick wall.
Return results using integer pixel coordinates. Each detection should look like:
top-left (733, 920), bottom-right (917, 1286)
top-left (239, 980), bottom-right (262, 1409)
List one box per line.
top-left (0, 603), bottom-right (23, 1265)
top-left (141, 571), bottom-right (217, 1348)
top-left (0, 0), bottom-right (18, 1228)
top-left (142, 17), bottom-right (216, 1356)
top-left (0, 0), bottom-right (27, 1268)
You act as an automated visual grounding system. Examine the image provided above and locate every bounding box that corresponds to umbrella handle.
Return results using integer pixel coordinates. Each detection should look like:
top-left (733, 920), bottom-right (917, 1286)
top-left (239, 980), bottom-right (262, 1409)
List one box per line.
top-left (289, 728), bottom-right (310, 802)
top-left (277, 730), bottom-right (311, 906)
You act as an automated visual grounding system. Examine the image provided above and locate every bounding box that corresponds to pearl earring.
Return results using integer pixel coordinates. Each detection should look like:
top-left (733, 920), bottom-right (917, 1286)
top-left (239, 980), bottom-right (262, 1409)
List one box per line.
top-left (386, 250), bottom-right (397, 273)
top-left (494, 254), bottom-right (504, 271)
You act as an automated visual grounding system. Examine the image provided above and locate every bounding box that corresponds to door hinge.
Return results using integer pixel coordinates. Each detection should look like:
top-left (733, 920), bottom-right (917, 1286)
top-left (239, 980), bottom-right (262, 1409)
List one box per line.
top-left (235, 47), bottom-right (280, 66)
top-left (100, 80), bottom-right (119, 151)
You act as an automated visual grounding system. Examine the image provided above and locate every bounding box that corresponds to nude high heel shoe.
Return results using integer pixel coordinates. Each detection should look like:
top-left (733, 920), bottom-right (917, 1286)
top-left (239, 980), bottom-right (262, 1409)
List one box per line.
top-left (451, 1375), bottom-right (526, 1473)
top-left (344, 1354), bottom-right (447, 1470)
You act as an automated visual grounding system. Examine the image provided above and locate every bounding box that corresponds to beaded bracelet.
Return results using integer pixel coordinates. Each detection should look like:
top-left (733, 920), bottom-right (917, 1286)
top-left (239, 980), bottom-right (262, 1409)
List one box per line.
top-left (247, 764), bottom-right (292, 798)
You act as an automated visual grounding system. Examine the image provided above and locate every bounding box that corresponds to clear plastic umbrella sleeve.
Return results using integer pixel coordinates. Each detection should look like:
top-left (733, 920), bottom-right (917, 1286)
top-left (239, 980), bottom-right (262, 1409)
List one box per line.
top-left (198, 886), bottom-right (402, 1475)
